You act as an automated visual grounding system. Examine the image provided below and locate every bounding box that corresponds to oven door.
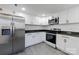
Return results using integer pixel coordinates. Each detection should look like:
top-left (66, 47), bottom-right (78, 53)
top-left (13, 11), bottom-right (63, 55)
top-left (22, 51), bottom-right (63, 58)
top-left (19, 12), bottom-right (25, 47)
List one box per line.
top-left (46, 33), bottom-right (56, 44)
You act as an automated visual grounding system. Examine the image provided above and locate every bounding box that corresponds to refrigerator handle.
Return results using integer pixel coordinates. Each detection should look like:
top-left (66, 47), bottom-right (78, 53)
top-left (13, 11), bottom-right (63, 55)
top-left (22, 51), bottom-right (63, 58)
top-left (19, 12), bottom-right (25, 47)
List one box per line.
top-left (11, 21), bottom-right (15, 41)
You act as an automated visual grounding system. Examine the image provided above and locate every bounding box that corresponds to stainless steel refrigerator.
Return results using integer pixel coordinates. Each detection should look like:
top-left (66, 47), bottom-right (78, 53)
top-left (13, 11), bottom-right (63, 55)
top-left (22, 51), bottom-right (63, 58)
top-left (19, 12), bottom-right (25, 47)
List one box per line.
top-left (0, 13), bottom-right (25, 55)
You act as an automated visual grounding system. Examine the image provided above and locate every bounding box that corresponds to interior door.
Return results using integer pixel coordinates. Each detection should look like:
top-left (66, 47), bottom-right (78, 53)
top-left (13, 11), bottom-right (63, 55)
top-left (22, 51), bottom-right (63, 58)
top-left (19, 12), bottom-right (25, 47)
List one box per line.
top-left (12, 16), bottom-right (25, 53)
top-left (0, 14), bottom-right (12, 55)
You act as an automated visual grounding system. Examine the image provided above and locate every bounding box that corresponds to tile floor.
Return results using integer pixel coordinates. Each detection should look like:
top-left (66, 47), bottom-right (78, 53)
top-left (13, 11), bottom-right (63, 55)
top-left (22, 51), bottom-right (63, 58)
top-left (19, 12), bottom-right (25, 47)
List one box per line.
top-left (17, 42), bottom-right (66, 55)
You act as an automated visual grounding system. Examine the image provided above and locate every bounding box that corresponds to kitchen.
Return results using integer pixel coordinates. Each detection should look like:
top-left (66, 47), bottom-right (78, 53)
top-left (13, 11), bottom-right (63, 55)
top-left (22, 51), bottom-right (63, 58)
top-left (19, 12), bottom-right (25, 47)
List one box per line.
top-left (0, 4), bottom-right (79, 55)
top-left (25, 4), bottom-right (79, 55)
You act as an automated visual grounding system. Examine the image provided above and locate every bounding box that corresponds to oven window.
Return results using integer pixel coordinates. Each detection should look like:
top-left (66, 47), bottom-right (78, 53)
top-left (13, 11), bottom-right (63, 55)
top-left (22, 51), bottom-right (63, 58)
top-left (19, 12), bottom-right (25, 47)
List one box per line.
top-left (46, 34), bottom-right (56, 44)
top-left (46, 35), bottom-right (54, 39)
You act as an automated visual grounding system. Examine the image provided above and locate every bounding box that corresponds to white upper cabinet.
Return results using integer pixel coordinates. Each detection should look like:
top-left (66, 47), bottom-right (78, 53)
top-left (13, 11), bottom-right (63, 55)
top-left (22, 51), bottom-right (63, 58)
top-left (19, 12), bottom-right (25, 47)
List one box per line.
top-left (65, 36), bottom-right (77, 54)
top-left (52, 10), bottom-right (69, 24)
top-left (68, 7), bottom-right (79, 23)
top-left (58, 11), bottom-right (68, 24)
top-left (52, 6), bottom-right (79, 24)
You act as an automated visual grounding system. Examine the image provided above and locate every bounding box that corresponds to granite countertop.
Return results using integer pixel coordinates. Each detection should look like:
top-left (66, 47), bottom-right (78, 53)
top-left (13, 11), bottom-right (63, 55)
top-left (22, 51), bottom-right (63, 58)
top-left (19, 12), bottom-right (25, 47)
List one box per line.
top-left (25, 30), bottom-right (79, 37)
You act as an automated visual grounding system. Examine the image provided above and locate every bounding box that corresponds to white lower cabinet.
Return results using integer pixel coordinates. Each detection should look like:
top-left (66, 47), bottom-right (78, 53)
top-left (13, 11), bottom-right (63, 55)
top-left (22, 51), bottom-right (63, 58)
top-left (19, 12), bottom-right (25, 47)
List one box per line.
top-left (25, 32), bottom-right (46, 47)
top-left (56, 34), bottom-right (66, 51)
top-left (56, 34), bottom-right (79, 55)
top-left (66, 36), bottom-right (79, 55)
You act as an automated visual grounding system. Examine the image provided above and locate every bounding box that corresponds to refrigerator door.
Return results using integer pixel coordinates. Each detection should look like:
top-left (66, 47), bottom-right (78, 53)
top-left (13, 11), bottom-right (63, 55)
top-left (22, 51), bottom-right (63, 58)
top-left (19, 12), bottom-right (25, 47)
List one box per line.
top-left (0, 14), bottom-right (12, 55)
top-left (12, 16), bottom-right (25, 54)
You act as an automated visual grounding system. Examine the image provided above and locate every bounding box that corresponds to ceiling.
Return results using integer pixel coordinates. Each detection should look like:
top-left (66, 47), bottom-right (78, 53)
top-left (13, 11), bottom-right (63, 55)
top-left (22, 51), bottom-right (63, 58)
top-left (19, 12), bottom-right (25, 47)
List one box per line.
top-left (0, 4), bottom-right (79, 17)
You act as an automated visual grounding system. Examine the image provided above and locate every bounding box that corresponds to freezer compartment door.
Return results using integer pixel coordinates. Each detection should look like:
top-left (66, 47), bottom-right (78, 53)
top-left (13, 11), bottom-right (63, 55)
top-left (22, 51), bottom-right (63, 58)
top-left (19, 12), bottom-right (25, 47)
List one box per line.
top-left (12, 29), bottom-right (25, 53)
top-left (12, 17), bottom-right (25, 54)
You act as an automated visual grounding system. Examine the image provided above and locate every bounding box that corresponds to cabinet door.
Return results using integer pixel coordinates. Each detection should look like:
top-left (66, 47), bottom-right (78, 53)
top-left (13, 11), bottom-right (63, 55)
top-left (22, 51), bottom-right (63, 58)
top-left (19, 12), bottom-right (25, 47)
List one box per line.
top-left (25, 33), bottom-right (32, 47)
top-left (66, 36), bottom-right (79, 54)
top-left (57, 34), bottom-right (79, 55)
top-left (58, 11), bottom-right (68, 24)
top-left (68, 7), bottom-right (79, 23)
top-left (30, 32), bottom-right (44, 45)
top-left (25, 32), bottom-right (45, 47)
top-left (56, 34), bottom-right (65, 51)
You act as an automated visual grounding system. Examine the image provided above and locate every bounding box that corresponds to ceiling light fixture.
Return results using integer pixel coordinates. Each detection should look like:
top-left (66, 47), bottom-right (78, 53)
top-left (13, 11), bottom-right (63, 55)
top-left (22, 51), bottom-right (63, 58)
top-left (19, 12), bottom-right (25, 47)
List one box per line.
top-left (22, 7), bottom-right (26, 11)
